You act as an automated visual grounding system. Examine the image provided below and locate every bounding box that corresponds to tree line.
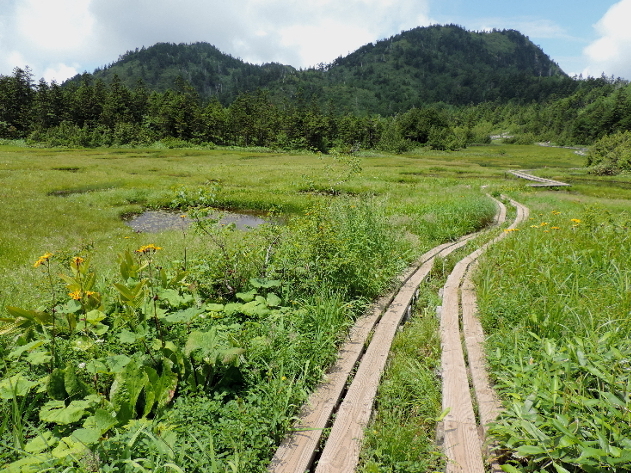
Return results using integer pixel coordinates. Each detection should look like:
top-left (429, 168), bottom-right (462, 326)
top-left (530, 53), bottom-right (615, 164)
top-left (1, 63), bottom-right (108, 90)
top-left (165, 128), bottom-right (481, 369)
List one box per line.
top-left (1, 67), bottom-right (630, 154)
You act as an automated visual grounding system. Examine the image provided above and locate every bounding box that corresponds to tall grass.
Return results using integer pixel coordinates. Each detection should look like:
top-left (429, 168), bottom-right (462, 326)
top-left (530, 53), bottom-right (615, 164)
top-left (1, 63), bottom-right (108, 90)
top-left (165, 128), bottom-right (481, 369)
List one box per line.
top-left (477, 198), bottom-right (631, 472)
top-left (0, 143), bottom-right (500, 472)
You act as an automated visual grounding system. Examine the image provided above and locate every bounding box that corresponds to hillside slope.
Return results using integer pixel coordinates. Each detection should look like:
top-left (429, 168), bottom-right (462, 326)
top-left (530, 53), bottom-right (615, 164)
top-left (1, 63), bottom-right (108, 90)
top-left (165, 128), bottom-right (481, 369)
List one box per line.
top-left (70, 25), bottom-right (575, 114)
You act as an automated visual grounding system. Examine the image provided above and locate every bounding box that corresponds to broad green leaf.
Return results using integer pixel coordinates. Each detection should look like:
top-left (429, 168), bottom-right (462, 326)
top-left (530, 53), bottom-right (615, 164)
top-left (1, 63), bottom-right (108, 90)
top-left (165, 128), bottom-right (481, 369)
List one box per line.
top-left (0, 374), bottom-right (37, 398)
top-left (72, 336), bottom-right (94, 351)
top-left (165, 307), bottom-right (202, 323)
top-left (558, 435), bottom-right (578, 448)
top-left (24, 431), bottom-right (57, 453)
top-left (552, 463), bottom-right (572, 473)
top-left (86, 360), bottom-right (109, 374)
top-left (266, 293), bottom-right (282, 307)
top-left (205, 303), bottom-right (224, 312)
top-left (8, 339), bottom-right (47, 359)
top-left (501, 465), bottom-right (521, 473)
top-left (64, 363), bottom-right (88, 398)
top-left (109, 358), bottom-right (148, 424)
top-left (47, 369), bottom-right (67, 400)
top-left (83, 409), bottom-right (118, 434)
top-left (26, 350), bottom-right (51, 365)
top-left (40, 400), bottom-right (90, 425)
top-left (118, 329), bottom-right (137, 344)
top-left (51, 435), bottom-right (88, 459)
top-left (107, 354), bottom-right (132, 373)
top-left (221, 347), bottom-right (245, 364)
top-left (516, 445), bottom-right (547, 455)
top-left (236, 289), bottom-right (256, 302)
top-left (240, 300), bottom-right (269, 318)
top-left (85, 310), bottom-right (106, 324)
top-left (90, 322), bottom-right (109, 336)
top-left (4, 453), bottom-right (56, 473)
top-left (70, 427), bottom-right (101, 445)
top-left (223, 302), bottom-right (243, 316)
top-left (5, 306), bottom-right (39, 321)
top-left (185, 329), bottom-right (218, 356)
top-left (158, 288), bottom-right (185, 307)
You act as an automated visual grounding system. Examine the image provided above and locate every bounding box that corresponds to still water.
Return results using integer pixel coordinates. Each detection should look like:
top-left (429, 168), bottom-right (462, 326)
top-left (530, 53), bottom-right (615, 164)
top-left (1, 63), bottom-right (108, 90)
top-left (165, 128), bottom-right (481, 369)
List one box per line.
top-left (125, 210), bottom-right (267, 233)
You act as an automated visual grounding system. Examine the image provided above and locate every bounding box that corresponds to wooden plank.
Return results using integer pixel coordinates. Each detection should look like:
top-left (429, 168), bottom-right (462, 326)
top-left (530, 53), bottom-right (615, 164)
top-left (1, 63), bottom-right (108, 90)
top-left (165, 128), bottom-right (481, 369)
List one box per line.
top-left (313, 221), bottom-right (493, 472)
top-left (269, 294), bottom-right (390, 472)
top-left (314, 282), bottom-right (429, 472)
top-left (440, 265), bottom-right (485, 473)
top-left (270, 195), bottom-right (509, 473)
top-left (440, 197), bottom-right (527, 473)
top-left (508, 170), bottom-right (570, 187)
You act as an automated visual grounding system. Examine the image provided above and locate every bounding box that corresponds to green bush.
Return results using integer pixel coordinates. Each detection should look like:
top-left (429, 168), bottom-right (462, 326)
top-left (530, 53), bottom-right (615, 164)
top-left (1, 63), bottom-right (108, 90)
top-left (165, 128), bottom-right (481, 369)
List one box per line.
top-left (587, 130), bottom-right (631, 175)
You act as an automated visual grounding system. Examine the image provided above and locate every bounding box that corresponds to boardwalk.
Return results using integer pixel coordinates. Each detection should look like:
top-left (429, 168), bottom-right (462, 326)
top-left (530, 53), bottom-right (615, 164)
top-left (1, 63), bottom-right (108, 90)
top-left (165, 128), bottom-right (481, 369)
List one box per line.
top-left (270, 195), bottom-right (528, 473)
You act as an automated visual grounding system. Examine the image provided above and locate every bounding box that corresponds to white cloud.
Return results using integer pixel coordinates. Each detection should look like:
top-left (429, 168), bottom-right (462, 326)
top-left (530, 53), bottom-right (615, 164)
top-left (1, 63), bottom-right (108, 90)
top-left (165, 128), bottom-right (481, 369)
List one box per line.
top-left (0, 0), bottom-right (433, 82)
top-left (15, 0), bottom-right (95, 52)
top-left (583, 0), bottom-right (631, 79)
top-left (43, 64), bottom-right (80, 83)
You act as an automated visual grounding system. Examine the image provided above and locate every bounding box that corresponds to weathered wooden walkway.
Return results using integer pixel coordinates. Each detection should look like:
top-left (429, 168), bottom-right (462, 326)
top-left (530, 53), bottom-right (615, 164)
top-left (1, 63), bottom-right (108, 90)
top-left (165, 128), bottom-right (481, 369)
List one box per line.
top-left (440, 197), bottom-right (528, 472)
top-left (508, 170), bottom-right (570, 187)
top-left (269, 195), bottom-right (527, 473)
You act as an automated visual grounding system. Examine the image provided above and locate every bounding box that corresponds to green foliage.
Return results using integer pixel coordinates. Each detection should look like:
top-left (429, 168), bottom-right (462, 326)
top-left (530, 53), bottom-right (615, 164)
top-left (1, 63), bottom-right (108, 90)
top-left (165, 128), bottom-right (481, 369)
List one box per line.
top-left (586, 130), bottom-right (631, 175)
top-left (489, 335), bottom-right (631, 472)
top-left (477, 205), bottom-right (631, 472)
top-left (359, 298), bottom-right (444, 472)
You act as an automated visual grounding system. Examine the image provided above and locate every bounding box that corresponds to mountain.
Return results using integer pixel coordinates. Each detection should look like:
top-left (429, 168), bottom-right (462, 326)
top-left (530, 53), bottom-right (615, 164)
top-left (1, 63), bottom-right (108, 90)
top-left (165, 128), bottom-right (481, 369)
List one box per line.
top-left (68, 24), bottom-right (576, 114)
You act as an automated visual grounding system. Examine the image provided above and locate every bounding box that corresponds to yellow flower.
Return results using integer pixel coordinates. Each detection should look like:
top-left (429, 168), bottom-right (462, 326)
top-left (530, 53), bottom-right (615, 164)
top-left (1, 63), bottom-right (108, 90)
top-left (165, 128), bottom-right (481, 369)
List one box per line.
top-left (72, 256), bottom-right (84, 268)
top-left (503, 228), bottom-right (519, 233)
top-left (551, 226), bottom-right (560, 230)
top-left (570, 218), bottom-right (581, 224)
top-left (69, 290), bottom-right (82, 300)
top-left (530, 225), bottom-right (539, 228)
top-left (136, 244), bottom-right (162, 254)
top-left (34, 252), bottom-right (54, 268)
top-left (552, 211), bottom-right (561, 215)
top-left (540, 222), bottom-right (548, 227)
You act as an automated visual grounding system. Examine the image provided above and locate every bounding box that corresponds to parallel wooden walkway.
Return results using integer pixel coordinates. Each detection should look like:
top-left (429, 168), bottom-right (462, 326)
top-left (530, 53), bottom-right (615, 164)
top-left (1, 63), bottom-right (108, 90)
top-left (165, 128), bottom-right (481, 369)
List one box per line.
top-left (270, 195), bottom-right (522, 473)
top-left (440, 197), bottom-right (528, 472)
top-left (508, 170), bottom-right (570, 187)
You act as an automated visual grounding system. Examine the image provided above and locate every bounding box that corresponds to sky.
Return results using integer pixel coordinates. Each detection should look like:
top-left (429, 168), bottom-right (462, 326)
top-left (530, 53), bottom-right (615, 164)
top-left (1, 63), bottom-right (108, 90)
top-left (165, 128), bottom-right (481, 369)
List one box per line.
top-left (0, 0), bottom-right (629, 84)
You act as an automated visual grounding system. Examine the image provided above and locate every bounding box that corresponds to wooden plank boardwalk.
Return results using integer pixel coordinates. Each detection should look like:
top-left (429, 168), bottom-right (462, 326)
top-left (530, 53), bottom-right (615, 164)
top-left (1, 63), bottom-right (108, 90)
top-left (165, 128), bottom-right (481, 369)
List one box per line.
top-left (269, 195), bottom-right (527, 473)
top-left (440, 197), bottom-right (528, 473)
top-left (508, 170), bottom-right (570, 187)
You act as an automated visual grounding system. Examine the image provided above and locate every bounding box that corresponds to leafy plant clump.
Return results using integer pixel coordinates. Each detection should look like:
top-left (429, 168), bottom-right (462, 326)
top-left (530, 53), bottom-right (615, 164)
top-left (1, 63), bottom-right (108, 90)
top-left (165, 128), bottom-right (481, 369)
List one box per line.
top-left (477, 206), bottom-right (631, 472)
top-left (586, 130), bottom-right (631, 175)
top-left (0, 195), bottom-right (425, 472)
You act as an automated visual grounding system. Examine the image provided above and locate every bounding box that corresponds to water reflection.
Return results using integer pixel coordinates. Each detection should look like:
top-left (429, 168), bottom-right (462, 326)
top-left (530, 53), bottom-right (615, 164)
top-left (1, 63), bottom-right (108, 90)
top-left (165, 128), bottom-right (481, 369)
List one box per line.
top-left (125, 210), bottom-right (267, 233)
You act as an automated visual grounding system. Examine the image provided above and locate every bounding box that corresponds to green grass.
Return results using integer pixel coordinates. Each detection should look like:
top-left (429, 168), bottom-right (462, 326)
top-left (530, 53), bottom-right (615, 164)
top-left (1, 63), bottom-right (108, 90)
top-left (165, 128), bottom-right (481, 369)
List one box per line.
top-left (0, 143), bottom-right (501, 472)
top-left (3, 141), bottom-right (625, 472)
top-left (476, 191), bottom-right (631, 472)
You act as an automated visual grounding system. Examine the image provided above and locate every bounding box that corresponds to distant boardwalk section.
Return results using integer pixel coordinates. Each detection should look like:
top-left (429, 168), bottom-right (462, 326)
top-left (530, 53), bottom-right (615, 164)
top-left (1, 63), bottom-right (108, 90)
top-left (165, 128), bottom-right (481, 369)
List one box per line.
top-left (508, 170), bottom-right (570, 187)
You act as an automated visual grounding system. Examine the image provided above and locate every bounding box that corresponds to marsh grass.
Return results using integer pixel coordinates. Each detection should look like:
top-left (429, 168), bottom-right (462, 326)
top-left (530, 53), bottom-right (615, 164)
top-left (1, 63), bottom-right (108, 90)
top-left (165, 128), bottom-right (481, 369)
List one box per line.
top-left (358, 289), bottom-right (444, 473)
top-left (476, 193), bottom-right (631, 472)
top-left (0, 142), bottom-right (578, 471)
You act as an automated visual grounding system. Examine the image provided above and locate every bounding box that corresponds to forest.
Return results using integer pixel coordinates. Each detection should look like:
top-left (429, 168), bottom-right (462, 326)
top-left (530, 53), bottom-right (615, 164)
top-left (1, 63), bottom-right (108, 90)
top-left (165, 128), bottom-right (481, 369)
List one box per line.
top-left (1, 24), bottom-right (631, 159)
top-left (1, 64), bottom-right (631, 166)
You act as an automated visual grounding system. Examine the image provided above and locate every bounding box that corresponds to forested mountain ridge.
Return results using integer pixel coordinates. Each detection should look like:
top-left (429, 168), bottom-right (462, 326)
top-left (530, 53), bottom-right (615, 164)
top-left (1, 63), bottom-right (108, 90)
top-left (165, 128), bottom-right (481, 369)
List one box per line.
top-left (68, 24), bottom-right (573, 114)
top-left (4, 24), bottom-right (629, 155)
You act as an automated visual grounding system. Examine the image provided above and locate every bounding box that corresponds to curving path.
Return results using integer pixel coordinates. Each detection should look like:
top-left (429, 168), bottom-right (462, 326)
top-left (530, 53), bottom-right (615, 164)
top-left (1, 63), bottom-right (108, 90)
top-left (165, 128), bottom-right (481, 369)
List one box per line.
top-left (508, 170), bottom-right (569, 187)
top-left (269, 195), bottom-right (527, 473)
